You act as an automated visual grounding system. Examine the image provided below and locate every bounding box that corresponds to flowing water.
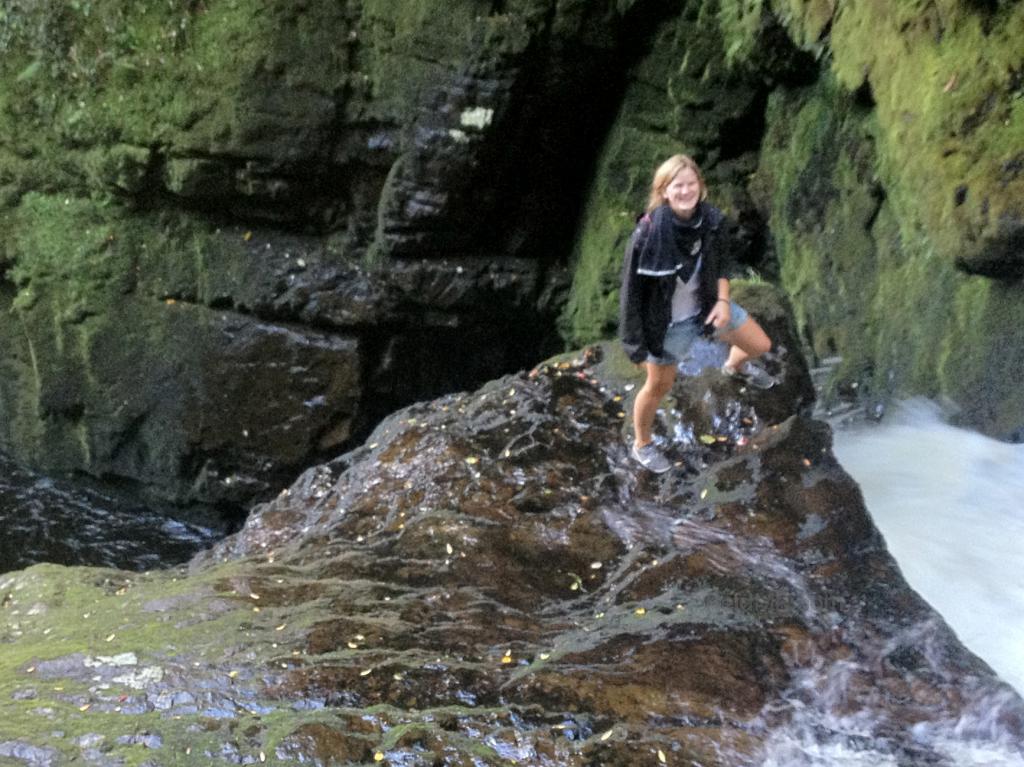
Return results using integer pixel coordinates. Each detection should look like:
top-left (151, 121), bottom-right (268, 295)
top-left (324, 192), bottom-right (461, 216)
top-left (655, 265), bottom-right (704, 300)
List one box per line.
top-left (0, 451), bottom-right (222, 573)
top-left (831, 399), bottom-right (1024, 697)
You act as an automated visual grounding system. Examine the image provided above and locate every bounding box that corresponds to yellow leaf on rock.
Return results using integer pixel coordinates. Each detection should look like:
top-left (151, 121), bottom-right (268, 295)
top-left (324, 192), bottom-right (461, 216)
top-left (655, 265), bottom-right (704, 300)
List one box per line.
top-left (465, 456), bottom-right (479, 465)
top-left (699, 434), bottom-right (716, 445)
top-left (658, 749), bottom-right (667, 763)
top-left (600, 729), bottom-right (614, 741)
top-left (634, 607), bottom-right (646, 616)
top-left (374, 752), bottom-right (385, 762)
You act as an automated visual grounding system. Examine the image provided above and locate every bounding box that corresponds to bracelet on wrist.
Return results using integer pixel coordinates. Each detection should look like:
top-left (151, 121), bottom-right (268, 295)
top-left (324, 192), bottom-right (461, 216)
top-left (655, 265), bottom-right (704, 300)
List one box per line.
top-left (716, 298), bottom-right (729, 304)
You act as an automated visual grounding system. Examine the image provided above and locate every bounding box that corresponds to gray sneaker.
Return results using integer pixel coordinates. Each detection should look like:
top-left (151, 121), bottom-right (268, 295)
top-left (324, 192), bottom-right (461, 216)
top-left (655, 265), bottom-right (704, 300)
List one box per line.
top-left (630, 442), bottom-right (672, 474)
top-left (722, 361), bottom-right (776, 390)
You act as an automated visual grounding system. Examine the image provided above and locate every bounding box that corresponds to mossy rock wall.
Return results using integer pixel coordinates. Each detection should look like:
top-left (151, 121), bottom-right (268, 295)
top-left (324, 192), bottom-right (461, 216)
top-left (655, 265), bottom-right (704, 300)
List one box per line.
top-left (3, 0), bottom-right (1024, 507)
top-left (0, 0), bottom-right (639, 506)
top-left (754, 0), bottom-right (1024, 436)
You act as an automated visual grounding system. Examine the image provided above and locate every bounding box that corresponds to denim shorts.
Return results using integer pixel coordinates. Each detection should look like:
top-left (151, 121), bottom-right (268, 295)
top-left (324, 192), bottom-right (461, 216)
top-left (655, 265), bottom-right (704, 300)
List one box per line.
top-left (645, 300), bottom-right (749, 366)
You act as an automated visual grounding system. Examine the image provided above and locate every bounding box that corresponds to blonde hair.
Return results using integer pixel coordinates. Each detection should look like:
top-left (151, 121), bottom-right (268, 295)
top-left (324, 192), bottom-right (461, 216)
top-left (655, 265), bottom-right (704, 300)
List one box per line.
top-left (645, 154), bottom-right (708, 213)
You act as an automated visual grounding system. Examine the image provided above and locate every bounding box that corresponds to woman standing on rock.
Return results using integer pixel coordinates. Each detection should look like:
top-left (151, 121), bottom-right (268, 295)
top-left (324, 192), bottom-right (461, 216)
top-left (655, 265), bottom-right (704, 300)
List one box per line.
top-left (620, 154), bottom-right (774, 473)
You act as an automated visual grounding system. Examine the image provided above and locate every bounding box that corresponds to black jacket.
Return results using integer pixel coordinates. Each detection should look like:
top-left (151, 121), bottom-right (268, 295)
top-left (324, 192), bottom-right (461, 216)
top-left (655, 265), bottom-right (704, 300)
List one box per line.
top-left (619, 202), bottom-right (732, 364)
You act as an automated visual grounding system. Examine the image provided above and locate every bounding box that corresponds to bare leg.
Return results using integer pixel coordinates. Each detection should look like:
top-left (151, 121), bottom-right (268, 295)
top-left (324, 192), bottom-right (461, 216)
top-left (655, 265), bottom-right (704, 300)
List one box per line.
top-left (633, 362), bottom-right (677, 447)
top-left (718, 317), bottom-right (771, 370)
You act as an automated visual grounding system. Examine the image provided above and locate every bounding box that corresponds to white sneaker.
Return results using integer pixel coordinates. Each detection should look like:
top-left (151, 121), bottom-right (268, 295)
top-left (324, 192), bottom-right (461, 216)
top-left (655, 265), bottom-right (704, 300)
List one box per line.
top-left (630, 442), bottom-right (672, 474)
top-left (722, 361), bottom-right (776, 390)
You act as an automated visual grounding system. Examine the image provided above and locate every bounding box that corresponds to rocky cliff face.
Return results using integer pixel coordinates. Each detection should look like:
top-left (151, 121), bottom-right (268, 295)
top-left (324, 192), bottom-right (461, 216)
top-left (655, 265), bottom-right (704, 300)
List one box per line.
top-left (1, 314), bottom-right (1020, 764)
top-left (0, 0), bottom-right (642, 509)
top-left (1, 1), bottom-right (1022, 506)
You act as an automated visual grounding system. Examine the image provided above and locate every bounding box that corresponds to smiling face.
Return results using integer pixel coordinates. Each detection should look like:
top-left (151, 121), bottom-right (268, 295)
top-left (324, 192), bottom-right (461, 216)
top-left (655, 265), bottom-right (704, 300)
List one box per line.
top-left (662, 167), bottom-right (703, 219)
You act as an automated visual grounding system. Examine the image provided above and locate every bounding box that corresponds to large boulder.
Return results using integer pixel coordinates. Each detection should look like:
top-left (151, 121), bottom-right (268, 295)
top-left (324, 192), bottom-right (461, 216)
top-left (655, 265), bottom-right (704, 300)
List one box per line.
top-left (1, 341), bottom-right (1019, 764)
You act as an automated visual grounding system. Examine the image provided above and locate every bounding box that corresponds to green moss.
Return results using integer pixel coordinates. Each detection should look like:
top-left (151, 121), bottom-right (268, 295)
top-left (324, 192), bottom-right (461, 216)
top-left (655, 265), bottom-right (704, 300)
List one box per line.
top-left (754, 78), bottom-right (880, 381)
top-left (757, 67), bottom-right (1024, 434)
top-left (828, 1), bottom-right (1024, 275)
top-left (7, 193), bottom-right (134, 315)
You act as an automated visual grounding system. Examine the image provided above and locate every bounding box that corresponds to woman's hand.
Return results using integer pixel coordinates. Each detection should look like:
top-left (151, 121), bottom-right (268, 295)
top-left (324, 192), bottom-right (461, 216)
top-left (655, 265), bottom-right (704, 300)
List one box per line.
top-left (706, 299), bottom-right (731, 330)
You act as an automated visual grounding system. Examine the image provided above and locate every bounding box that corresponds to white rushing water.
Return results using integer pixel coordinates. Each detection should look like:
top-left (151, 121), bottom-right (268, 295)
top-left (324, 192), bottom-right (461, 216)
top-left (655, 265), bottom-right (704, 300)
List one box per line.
top-left (831, 399), bottom-right (1024, 696)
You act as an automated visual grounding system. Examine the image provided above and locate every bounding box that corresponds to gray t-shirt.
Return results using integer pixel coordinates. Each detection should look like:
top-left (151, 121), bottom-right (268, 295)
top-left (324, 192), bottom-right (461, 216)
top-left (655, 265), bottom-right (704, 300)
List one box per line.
top-left (670, 255), bottom-right (702, 323)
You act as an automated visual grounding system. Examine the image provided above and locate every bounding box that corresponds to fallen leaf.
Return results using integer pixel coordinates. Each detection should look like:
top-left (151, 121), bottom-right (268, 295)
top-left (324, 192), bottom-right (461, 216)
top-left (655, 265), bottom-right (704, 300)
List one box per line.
top-left (943, 73), bottom-right (958, 92)
top-left (658, 749), bottom-right (667, 763)
top-left (465, 456), bottom-right (479, 465)
top-left (590, 561), bottom-right (602, 570)
top-left (360, 667), bottom-right (373, 676)
top-left (699, 434), bottom-right (716, 445)
top-left (79, 703), bottom-right (91, 712)
top-left (634, 607), bottom-right (646, 616)
top-left (700, 489), bottom-right (708, 500)
top-left (374, 752), bottom-right (385, 762)
top-left (243, 231), bottom-right (252, 241)
top-left (600, 728), bottom-right (614, 741)
top-left (539, 653), bottom-right (551, 660)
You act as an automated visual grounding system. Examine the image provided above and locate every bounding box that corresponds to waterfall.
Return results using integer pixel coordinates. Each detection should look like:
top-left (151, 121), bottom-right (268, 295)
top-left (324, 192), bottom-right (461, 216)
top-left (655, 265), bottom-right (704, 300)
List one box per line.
top-left (831, 399), bottom-right (1024, 696)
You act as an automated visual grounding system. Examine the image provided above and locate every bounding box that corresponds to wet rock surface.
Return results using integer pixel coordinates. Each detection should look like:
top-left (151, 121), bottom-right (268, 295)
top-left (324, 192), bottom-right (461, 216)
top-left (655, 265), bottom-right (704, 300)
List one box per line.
top-left (1, 334), bottom-right (1021, 765)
